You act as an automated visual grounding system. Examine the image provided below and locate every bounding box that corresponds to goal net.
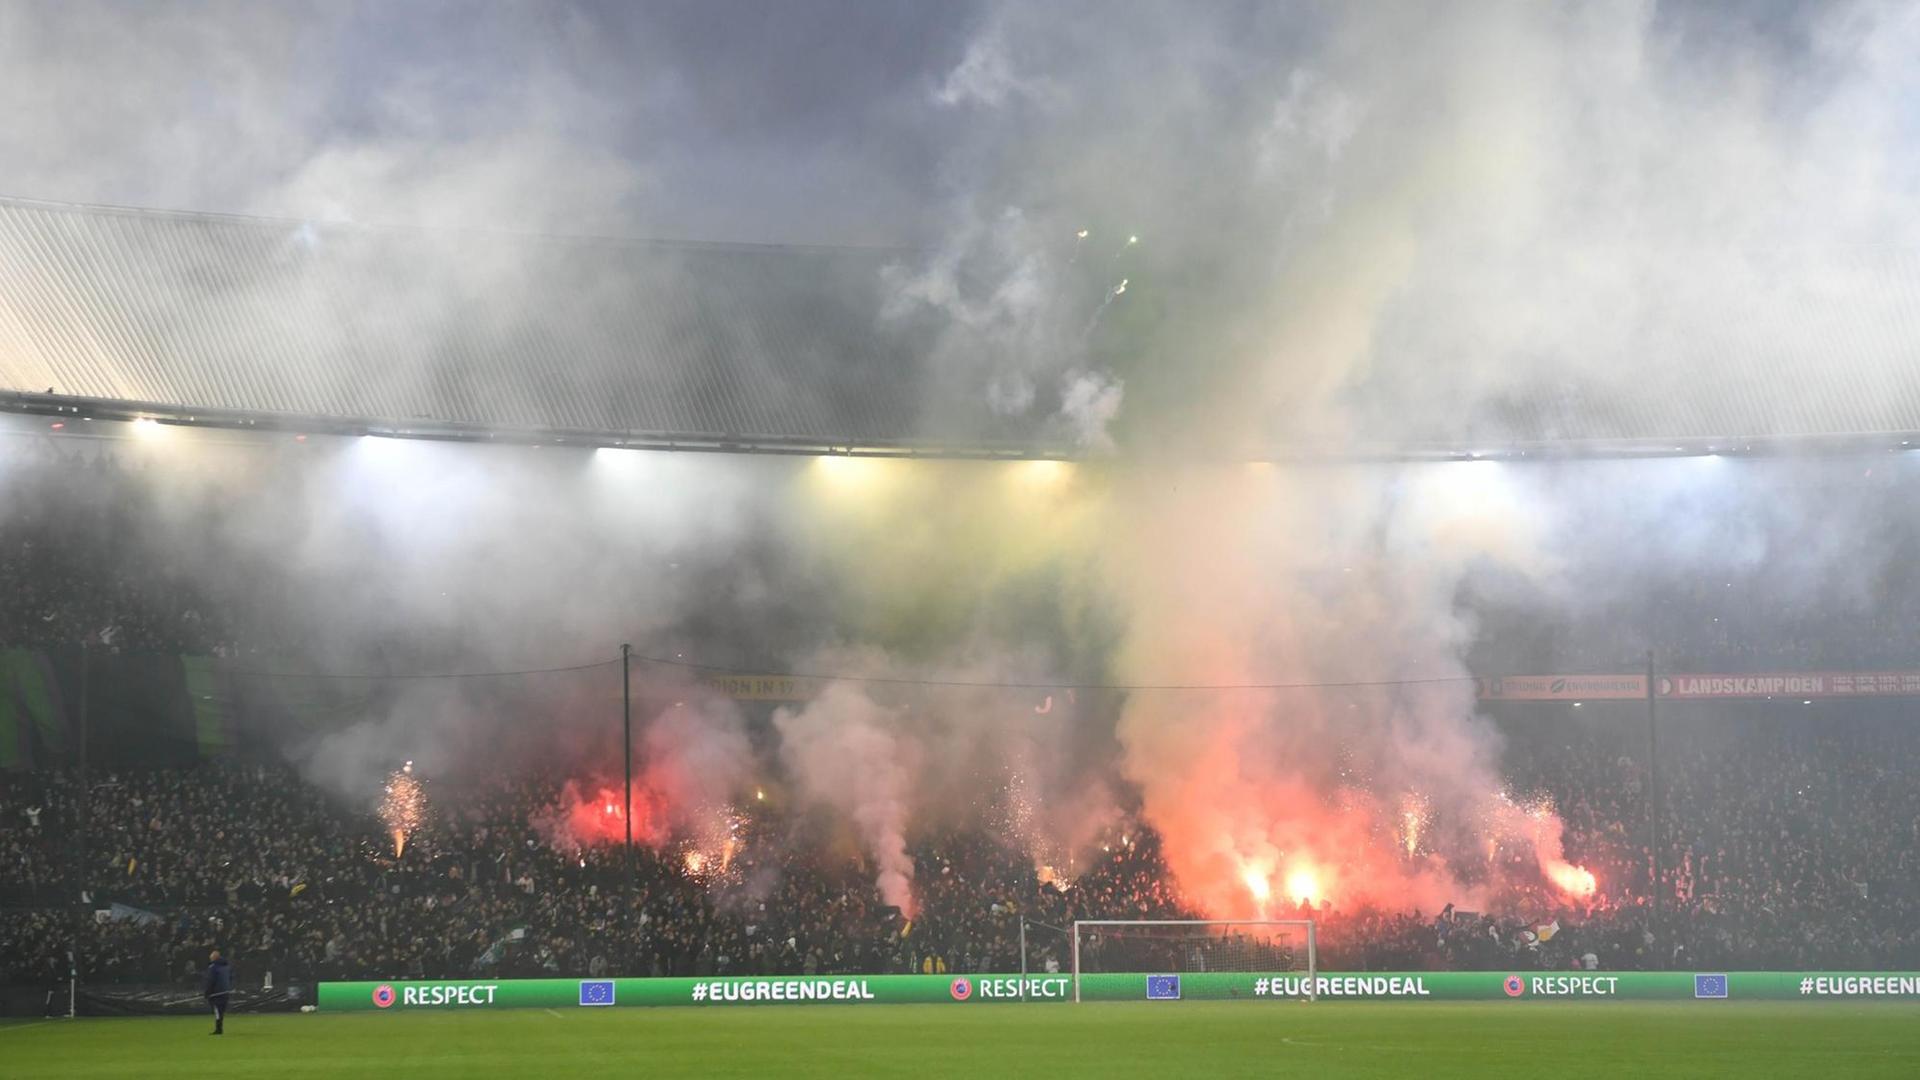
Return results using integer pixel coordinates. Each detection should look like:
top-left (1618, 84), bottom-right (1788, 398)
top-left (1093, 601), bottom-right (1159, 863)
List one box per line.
top-left (1071, 920), bottom-right (1316, 1002)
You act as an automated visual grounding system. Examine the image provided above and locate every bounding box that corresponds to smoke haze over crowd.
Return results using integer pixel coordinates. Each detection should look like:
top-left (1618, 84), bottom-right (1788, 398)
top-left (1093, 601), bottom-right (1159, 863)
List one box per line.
top-left (3, 0), bottom-right (1919, 922)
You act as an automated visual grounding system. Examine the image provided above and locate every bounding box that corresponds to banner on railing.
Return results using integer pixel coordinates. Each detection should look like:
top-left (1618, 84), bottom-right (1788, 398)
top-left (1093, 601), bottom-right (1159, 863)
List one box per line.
top-left (1476, 671), bottom-right (1920, 701)
top-left (1656, 672), bottom-right (1920, 699)
top-left (318, 971), bottom-right (1920, 1011)
top-left (320, 974), bottom-right (1073, 1011)
top-left (695, 674), bottom-right (816, 701)
top-left (1476, 675), bottom-right (1647, 701)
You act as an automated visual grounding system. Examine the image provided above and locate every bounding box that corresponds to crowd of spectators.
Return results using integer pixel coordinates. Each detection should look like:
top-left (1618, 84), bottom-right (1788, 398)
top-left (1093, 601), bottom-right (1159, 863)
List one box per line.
top-left (3, 704), bottom-right (1915, 994)
top-left (1508, 707), bottom-right (1920, 971)
top-left (1528, 592), bottom-right (1920, 674)
top-left (0, 758), bottom-right (1196, 989)
top-left (4, 441), bottom-right (1918, 998)
top-left (0, 443), bottom-right (243, 655)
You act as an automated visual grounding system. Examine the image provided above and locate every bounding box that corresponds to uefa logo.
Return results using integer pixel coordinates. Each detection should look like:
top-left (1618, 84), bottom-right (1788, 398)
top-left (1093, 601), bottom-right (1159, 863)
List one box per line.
top-left (372, 983), bottom-right (397, 1008)
top-left (949, 977), bottom-right (972, 1001)
top-left (1503, 975), bottom-right (1525, 997)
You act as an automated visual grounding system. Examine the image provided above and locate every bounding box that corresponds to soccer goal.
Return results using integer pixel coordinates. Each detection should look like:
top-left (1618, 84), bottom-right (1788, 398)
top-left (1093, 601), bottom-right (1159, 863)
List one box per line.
top-left (1070, 919), bottom-right (1316, 1002)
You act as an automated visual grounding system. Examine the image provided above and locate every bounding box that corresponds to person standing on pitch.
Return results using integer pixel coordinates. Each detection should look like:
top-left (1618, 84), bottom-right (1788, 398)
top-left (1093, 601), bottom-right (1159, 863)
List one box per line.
top-left (203, 949), bottom-right (232, 1035)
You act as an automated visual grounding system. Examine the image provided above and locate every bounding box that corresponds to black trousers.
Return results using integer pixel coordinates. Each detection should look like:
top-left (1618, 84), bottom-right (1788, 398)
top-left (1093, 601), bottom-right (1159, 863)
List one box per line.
top-left (208, 992), bottom-right (229, 1031)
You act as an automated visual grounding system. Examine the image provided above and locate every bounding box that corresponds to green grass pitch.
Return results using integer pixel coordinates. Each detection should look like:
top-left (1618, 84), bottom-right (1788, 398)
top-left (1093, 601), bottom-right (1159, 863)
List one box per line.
top-left (5, 1002), bottom-right (1918, 1079)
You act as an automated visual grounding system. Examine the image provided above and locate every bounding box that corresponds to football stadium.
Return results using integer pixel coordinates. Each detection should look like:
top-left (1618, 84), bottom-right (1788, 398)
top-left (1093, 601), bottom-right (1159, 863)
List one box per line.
top-left (3, 3), bottom-right (1919, 1077)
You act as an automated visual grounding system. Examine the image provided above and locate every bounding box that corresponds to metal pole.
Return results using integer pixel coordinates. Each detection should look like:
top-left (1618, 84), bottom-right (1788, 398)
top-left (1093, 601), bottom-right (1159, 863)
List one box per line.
top-left (1646, 649), bottom-right (1661, 970)
top-left (1070, 921), bottom-right (1081, 1003)
top-left (621, 644), bottom-right (633, 890)
top-left (74, 643), bottom-right (89, 1019)
top-left (1019, 917), bottom-right (1028, 1000)
top-left (1307, 922), bottom-right (1318, 1002)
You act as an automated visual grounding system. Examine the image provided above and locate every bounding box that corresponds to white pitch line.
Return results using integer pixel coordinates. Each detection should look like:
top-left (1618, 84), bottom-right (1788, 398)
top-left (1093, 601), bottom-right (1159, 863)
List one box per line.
top-left (0, 1020), bottom-right (60, 1034)
top-left (545, 1008), bottom-right (564, 1018)
top-left (1281, 1036), bottom-right (1510, 1056)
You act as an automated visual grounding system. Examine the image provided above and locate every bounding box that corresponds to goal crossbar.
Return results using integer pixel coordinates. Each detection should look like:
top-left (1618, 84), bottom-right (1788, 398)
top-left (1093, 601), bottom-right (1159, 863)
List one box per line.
top-left (1070, 919), bottom-right (1317, 1002)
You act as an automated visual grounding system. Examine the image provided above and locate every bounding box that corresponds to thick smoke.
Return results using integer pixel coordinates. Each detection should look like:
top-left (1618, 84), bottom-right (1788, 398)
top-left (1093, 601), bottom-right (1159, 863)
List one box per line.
top-left (94, 433), bottom-right (781, 808)
top-left (878, 0), bottom-right (1920, 914)
top-left (906, 1), bottom-right (1920, 452)
top-left (3, 0), bottom-right (1919, 922)
top-left (540, 694), bottom-right (754, 853)
top-left (1087, 463), bottom-right (1557, 914)
top-left (774, 684), bottom-right (922, 915)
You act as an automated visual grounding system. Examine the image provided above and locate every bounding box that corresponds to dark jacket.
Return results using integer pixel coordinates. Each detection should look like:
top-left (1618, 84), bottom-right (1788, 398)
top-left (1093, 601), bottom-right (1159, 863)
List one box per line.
top-left (203, 958), bottom-right (233, 996)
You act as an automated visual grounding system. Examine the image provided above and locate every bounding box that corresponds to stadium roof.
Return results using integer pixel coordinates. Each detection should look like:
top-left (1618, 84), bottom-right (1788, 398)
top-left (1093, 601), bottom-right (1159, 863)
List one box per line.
top-left (2, 195), bottom-right (1919, 460)
top-left (0, 196), bottom-right (1026, 456)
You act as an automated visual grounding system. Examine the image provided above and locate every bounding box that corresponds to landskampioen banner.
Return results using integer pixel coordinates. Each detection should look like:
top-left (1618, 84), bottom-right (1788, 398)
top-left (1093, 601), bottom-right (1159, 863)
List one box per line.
top-left (318, 971), bottom-right (1920, 1011)
top-left (1656, 672), bottom-right (1920, 699)
top-left (1475, 671), bottom-right (1920, 701)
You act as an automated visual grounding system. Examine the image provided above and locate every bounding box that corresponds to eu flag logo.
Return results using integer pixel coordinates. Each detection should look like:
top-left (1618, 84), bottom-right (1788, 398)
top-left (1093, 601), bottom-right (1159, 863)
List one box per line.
top-left (1146, 975), bottom-right (1181, 1000)
top-left (579, 980), bottom-right (616, 1006)
top-left (1694, 974), bottom-right (1728, 999)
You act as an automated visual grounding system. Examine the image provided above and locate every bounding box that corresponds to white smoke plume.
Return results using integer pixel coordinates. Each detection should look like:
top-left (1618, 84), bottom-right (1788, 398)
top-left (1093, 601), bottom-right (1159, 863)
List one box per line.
top-left (903, 1), bottom-right (1920, 453)
top-left (870, 0), bottom-right (1920, 915)
top-left (1057, 371), bottom-right (1124, 452)
top-left (642, 697), bottom-right (755, 823)
top-left (774, 684), bottom-right (922, 916)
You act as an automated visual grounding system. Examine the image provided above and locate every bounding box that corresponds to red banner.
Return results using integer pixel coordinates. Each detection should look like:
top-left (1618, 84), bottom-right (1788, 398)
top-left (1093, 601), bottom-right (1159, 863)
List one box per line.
top-left (1477, 675), bottom-right (1648, 701)
top-left (1477, 671), bottom-right (1920, 701)
top-left (1657, 672), bottom-right (1920, 699)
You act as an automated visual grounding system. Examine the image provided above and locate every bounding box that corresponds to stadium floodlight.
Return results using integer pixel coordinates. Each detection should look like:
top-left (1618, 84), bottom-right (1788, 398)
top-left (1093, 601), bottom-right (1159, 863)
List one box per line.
top-left (1070, 919), bottom-right (1316, 1002)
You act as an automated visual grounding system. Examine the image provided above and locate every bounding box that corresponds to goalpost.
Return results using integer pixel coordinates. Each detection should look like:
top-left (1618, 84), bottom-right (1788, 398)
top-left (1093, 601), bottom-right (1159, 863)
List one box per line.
top-left (1070, 920), bottom-right (1316, 1002)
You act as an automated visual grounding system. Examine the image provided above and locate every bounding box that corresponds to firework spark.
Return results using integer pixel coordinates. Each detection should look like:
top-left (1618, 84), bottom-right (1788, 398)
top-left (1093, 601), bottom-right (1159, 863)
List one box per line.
top-left (1488, 789), bottom-right (1596, 901)
top-left (380, 761), bottom-right (426, 857)
top-left (991, 768), bottom-right (1065, 874)
top-left (678, 805), bottom-right (750, 889)
top-left (1082, 278), bottom-right (1130, 338)
top-left (1399, 792), bottom-right (1433, 856)
top-left (1069, 228), bottom-right (1091, 264)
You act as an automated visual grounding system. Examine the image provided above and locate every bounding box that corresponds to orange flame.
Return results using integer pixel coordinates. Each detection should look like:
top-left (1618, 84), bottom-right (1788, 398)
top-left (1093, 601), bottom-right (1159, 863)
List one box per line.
top-left (1545, 861), bottom-right (1597, 898)
top-left (1241, 867), bottom-right (1272, 903)
top-left (1284, 866), bottom-right (1323, 905)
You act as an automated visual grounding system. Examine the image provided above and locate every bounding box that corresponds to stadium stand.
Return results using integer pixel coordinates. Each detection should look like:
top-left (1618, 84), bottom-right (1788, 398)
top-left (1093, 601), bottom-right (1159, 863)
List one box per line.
top-left (3, 204), bottom-right (1919, 1022)
top-left (3, 445), bottom-right (1919, 1006)
top-left (5, 707), bottom-right (1918, 997)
